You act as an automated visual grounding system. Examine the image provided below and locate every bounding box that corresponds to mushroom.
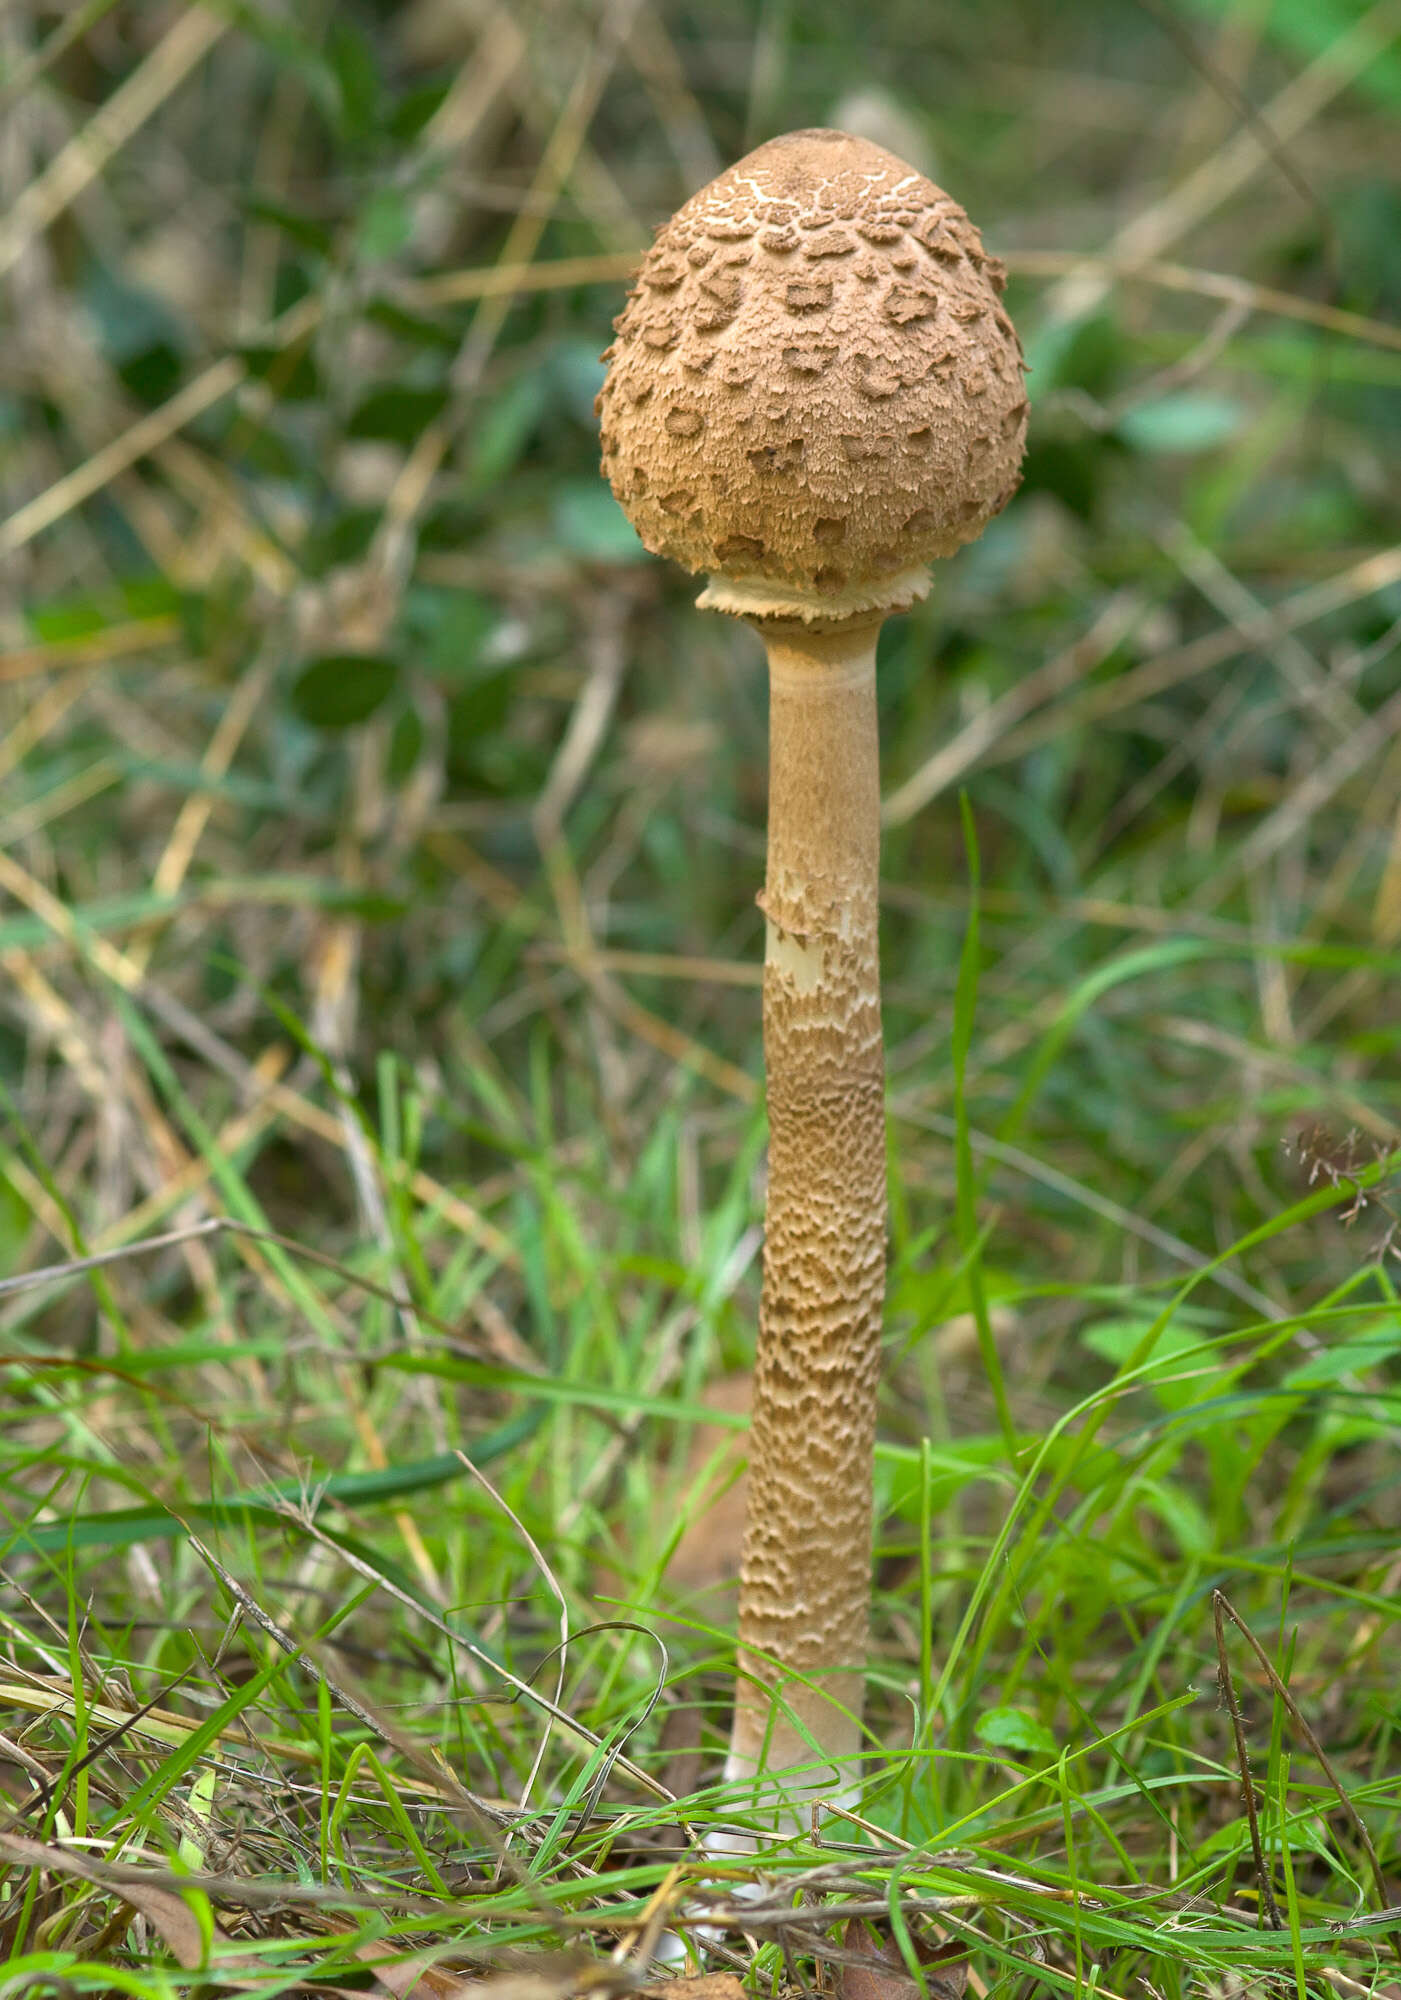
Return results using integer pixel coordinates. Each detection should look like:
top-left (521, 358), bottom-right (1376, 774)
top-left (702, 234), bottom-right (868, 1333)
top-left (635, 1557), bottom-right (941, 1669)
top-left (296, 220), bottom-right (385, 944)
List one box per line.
top-left (596, 129), bottom-right (1028, 1808)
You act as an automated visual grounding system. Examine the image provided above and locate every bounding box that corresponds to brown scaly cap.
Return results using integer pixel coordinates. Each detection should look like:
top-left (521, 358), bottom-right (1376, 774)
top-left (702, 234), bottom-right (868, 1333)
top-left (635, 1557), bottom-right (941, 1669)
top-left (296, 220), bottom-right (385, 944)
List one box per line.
top-left (596, 128), bottom-right (1028, 623)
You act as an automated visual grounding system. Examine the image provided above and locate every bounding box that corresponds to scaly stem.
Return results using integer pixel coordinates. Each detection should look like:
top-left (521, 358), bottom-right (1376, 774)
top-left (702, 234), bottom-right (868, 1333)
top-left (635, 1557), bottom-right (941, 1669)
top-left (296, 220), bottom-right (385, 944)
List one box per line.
top-left (727, 616), bottom-right (887, 1808)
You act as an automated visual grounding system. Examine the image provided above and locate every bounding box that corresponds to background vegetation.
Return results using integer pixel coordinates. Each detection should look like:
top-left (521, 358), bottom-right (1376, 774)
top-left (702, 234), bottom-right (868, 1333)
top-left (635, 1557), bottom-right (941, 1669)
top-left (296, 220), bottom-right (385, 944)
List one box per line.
top-left (2, 0), bottom-right (1400, 1990)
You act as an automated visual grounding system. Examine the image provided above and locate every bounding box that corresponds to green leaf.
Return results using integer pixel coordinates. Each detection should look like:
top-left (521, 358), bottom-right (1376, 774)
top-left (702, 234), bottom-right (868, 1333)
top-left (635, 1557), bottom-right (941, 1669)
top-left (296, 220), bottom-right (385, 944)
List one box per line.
top-left (389, 81), bottom-right (452, 144)
top-left (952, 797), bottom-right (1017, 1459)
top-left (83, 266), bottom-right (186, 367)
top-left (24, 576), bottom-right (180, 642)
top-left (408, 587), bottom-right (499, 683)
top-left (1283, 1318), bottom-right (1401, 1387)
top-left (975, 1706), bottom-right (1059, 1758)
top-left (241, 192), bottom-right (333, 256)
top-left (465, 370), bottom-right (549, 490)
top-left (1183, 0), bottom-right (1401, 113)
top-left (348, 384), bottom-right (448, 442)
top-left (238, 341), bottom-right (321, 400)
top-left (306, 505), bottom-right (377, 574)
top-left (358, 187), bottom-right (412, 262)
top-left (326, 20), bottom-right (380, 141)
top-left (291, 653), bottom-right (400, 728)
top-left (1118, 393), bottom-right (1246, 455)
top-left (25, 597), bottom-right (112, 643)
top-left (388, 705), bottom-right (423, 780)
top-left (1135, 1476), bottom-right (1212, 1558)
top-left (0, 1172), bottom-right (32, 1269)
top-left (16, 1417), bottom-right (539, 1554)
top-left (1082, 1314), bottom-right (1220, 1410)
top-left (112, 1646), bottom-right (293, 1831)
top-left (447, 669), bottom-right (513, 762)
top-left (122, 575), bottom-right (181, 619)
top-left (878, 1432), bottom-right (1022, 1522)
top-left (1198, 1814), bottom-right (1335, 1862)
top-left (366, 299), bottom-right (459, 351)
top-left (552, 482), bottom-right (646, 563)
top-left (118, 340), bottom-right (182, 408)
top-left (1025, 307), bottom-right (1124, 395)
top-left (998, 937), bottom-right (1206, 1149)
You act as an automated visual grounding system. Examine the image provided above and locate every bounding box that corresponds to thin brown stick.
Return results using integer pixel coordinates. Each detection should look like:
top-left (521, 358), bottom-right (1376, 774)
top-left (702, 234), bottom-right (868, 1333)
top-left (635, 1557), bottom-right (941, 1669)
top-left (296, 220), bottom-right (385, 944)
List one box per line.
top-left (0, 842), bottom-right (512, 1260)
top-left (0, 4), bottom-right (228, 281)
top-left (0, 618), bottom-right (180, 685)
top-left (1214, 1590), bottom-right (1399, 1963)
top-left (1009, 248), bottom-right (1401, 353)
top-left (1038, 0), bottom-right (1401, 326)
top-left (5, 242), bottom-right (1394, 565)
top-left (1193, 681), bottom-right (1401, 908)
top-left (1214, 1589), bottom-right (1284, 1931)
top-left (275, 1507), bottom-right (675, 1807)
top-left (183, 1529), bottom-right (497, 1819)
top-left (404, 247), bottom-right (1401, 352)
top-left (882, 591), bottom-right (1146, 826)
top-left (994, 545), bottom-right (1401, 765)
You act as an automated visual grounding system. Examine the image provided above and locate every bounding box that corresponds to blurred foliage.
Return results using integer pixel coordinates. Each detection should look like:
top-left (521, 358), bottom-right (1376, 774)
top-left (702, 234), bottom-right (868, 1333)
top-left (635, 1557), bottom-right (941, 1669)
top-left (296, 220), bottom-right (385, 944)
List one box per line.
top-left (1, 0), bottom-right (1400, 1983)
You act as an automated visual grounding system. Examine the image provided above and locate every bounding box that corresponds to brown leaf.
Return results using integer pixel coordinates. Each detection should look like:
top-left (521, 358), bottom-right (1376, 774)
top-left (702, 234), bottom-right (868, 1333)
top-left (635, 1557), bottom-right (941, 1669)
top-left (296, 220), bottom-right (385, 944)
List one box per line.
top-left (353, 1943), bottom-right (482, 1999)
top-left (839, 1918), bottom-right (969, 2000)
top-left (354, 1955), bottom-right (608, 2000)
top-left (637, 1978), bottom-right (747, 2000)
top-left (0, 1829), bottom-right (234, 1972)
top-left (664, 1374), bottom-right (752, 1593)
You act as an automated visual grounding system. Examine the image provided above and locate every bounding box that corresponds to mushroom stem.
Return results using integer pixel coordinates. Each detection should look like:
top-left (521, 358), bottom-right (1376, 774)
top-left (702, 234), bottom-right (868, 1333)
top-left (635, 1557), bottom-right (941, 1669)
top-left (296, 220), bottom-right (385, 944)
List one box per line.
top-left (728, 614), bottom-right (886, 1802)
top-left (597, 125), bottom-right (1027, 1820)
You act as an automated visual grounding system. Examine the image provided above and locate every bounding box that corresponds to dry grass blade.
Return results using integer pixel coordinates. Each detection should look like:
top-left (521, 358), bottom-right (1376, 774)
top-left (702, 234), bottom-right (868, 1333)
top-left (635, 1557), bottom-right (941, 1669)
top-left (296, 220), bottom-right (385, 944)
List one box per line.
top-left (398, 249), bottom-right (642, 310)
top-left (0, 616), bottom-right (180, 684)
top-left (533, 593), bottom-right (630, 851)
top-left (994, 545), bottom-right (1401, 763)
top-left (0, 840), bottom-right (512, 1258)
top-left (0, 299), bottom-right (323, 556)
top-left (4, 6), bottom-right (1400, 1988)
top-left (454, 1450), bottom-right (571, 1821)
top-left (183, 1529), bottom-right (504, 1834)
top-left (0, 4), bottom-right (228, 282)
top-left (1213, 1591), bottom-right (1285, 1933)
top-left (1158, 519), bottom-right (1364, 737)
top-left (139, 651), bottom-right (282, 951)
top-left (529, 944), bottom-right (761, 988)
top-left (891, 1099), bottom-right (1285, 1319)
top-left (0, 1663), bottom-right (197, 1830)
top-left (0, 1213), bottom-right (536, 1376)
top-left (1005, 249), bottom-right (1401, 352)
top-left (0, 1822), bottom-right (454, 1915)
top-left (839, 1918), bottom-right (969, 2000)
top-left (277, 1509), bottom-right (676, 1809)
top-left (0, 1827), bottom-right (244, 1972)
top-left (570, 969), bottom-right (758, 1103)
top-left (8, 233), bottom-right (1392, 566)
top-left (1214, 1591), bottom-right (1399, 1963)
top-left (351, 1943), bottom-right (483, 2000)
top-left (452, 0), bottom-right (648, 384)
top-left (421, 9), bottom-right (528, 158)
top-left (1039, 0), bottom-right (1401, 322)
top-left (1193, 682), bottom-right (1401, 907)
top-left (0, 0), bottom-right (124, 117)
top-left (374, 0), bottom-right (650, 588)
top-left (0, 352), bottom-right (243, 558)
top-left (882, 591), bottom-right (1146, 826)
top-left (625, 4), bottom-right (722, 187)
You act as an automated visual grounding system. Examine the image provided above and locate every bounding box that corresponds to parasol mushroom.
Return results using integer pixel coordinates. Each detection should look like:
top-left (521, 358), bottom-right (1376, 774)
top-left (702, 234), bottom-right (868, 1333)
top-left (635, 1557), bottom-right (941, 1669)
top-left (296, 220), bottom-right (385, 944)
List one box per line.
top-left (596, 128), bottom-right (1028, 1809)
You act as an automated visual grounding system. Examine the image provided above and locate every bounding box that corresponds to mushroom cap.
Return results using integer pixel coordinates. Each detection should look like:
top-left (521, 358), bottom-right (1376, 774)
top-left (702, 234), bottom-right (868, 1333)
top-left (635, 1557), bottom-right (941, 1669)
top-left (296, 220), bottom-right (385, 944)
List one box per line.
top-left (596, 128), bottom-right (1028, 623)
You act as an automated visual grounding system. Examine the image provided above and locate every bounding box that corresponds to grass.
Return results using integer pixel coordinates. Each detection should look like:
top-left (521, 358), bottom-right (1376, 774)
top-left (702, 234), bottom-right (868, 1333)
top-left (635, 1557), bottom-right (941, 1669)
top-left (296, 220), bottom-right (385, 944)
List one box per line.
top-left (1, 0), bottom-right (1400, 1990)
